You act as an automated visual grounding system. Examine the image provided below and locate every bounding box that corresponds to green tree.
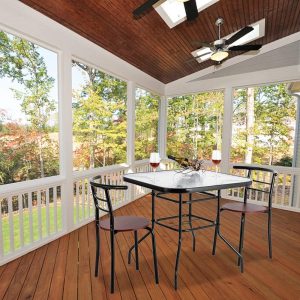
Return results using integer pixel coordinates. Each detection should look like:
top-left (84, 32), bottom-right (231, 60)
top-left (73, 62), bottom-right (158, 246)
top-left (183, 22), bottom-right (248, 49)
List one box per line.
top-left (167, 91), bottom-right (224, 160)
top-left (72, 62), bottom-right (127, 169)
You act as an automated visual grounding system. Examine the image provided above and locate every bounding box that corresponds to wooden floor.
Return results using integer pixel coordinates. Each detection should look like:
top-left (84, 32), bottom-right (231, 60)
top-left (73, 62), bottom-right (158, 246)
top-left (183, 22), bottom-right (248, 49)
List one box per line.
top-left (0, 194), bottom-right (300, 300)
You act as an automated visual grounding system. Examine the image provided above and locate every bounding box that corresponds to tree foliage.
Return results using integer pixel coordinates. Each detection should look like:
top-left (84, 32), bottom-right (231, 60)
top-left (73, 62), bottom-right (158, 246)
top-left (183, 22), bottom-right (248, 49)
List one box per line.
top-left (167, 91), bottom-right (224, 160)
top-left (231, 84), bottom-right (296, 165)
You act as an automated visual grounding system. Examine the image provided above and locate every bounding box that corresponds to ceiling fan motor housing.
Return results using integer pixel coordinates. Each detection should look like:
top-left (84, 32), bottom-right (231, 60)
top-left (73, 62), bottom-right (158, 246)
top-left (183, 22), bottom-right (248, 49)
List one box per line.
top-left (214, 39), bottom-right (226, 49)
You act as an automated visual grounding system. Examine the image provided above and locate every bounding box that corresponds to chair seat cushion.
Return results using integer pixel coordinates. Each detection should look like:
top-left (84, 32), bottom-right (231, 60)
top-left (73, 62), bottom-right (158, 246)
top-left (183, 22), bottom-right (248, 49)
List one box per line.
top-left (100, 216), bottom-right (149, 231)
top-left (221, 202), bottom-right (267, 213)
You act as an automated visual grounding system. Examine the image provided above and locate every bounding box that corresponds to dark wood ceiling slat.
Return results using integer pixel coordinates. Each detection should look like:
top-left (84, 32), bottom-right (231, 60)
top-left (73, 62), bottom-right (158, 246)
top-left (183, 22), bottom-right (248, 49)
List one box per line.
top-left (19, 0), bottom-right (300, 83)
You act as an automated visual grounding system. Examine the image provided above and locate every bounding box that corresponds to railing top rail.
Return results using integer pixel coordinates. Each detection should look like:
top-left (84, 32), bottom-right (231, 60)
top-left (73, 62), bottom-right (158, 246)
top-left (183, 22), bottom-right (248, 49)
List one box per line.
top-left (0, 175), bottom-right (65, 198)
top-left (73, 163), bottom-right (130, 180)
top-left (229, 163), bottom-right (300, 174)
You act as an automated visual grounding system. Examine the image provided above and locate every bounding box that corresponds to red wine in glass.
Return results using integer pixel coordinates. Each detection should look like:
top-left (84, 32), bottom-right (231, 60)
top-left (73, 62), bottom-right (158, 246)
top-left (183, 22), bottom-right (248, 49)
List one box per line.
top-left (212, 159), bottom-right (221, 165)
top-left (150, 162), bottom-right (160, 169)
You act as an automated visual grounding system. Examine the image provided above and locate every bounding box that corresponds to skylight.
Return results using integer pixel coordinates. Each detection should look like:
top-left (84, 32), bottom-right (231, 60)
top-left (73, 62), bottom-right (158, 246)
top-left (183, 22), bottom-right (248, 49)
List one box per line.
top-left (154, 0), bottom-right (219, 28)
top-left (191, 18), bottom-right (266, 63)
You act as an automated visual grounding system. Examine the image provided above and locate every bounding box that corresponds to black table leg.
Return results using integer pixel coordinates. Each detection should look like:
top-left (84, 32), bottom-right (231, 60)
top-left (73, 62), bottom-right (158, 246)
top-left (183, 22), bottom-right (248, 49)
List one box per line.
top-left (212, 190), bottom-right (221, 255)
top-left (188, 193), bottom-right (196, 252)
top-left (174, 193), bottom-right (183, 290)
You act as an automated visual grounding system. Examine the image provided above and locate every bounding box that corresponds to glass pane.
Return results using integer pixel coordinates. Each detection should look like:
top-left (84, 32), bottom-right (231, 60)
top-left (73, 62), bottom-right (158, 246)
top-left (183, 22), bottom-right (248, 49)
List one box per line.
top-left (72, 61), bottom-right (127, 170)
top-left (231, 83), bottom-right (297, 166)
top-left (0, 31), bottom-right (59, 185)
top-left (167, 91), bottom-right (224, 160)
top-left (135, 88), bottom-right (159, 160)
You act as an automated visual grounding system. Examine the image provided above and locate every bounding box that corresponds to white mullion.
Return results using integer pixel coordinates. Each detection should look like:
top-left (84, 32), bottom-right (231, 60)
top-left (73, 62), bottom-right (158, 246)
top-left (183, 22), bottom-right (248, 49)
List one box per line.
top-left (46, 188), bottom-right (50, 236)
top-left (28, 192), bottom-right (33, 243)
top-left (159, 95), bottom-right (168, 160)
top-left (53, 187), bottom-right (58, 233)
top-left (8, 196), bottom-right (14, 252)
top-left (18, 194), bottom-right (24, 248)
top-left (37, 191), bottom-right (42, 239)
top-left (126, 81), bottom-right (136, 203)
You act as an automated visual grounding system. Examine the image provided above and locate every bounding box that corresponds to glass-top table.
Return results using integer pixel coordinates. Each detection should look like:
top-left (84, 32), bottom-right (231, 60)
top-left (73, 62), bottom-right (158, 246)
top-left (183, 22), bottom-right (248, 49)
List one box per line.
top-left (123, 170), bottom-right (252, 289)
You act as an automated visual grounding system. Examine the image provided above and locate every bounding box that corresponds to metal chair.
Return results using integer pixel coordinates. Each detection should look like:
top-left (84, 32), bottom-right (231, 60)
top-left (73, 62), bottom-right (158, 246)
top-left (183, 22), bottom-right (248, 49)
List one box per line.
top-left (90, 175), bottom-right (159, 293)
top-left (212, 165), bottom-right (277, 272)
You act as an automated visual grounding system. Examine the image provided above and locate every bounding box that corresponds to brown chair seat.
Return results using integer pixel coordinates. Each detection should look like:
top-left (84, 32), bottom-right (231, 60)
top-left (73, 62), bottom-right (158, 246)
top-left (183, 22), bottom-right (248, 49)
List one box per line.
top-left (100, 216), bottom-right (149, 231)
top-left (221, 202), bottom-right (267, 213)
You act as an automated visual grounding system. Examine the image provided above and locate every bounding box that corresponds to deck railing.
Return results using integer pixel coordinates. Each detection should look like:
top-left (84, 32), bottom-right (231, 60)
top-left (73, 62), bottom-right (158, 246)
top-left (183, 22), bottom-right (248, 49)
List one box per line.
top-left (226, 163), bottom-right (300, 211)
top-left (1, 160), bottom-right (299, 265)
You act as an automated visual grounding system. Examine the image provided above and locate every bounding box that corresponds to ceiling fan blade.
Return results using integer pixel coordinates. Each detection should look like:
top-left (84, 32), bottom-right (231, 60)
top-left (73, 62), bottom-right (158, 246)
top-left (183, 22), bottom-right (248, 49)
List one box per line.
top-left (228, 44), bottom-right (262, 51)
top-left (133, 0), bottom-right (160, 18)
top-left (191, 41), bottom-right (213, 49)
top-left (184, 0), bottom-right (198, 21)
top-left (225, 26), bottom-right (254, 45)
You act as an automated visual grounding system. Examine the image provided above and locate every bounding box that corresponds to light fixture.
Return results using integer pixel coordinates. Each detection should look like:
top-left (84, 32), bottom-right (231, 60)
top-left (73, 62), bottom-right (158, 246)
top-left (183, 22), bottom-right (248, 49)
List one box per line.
top-left (210, 50), bottom-right (229, 62)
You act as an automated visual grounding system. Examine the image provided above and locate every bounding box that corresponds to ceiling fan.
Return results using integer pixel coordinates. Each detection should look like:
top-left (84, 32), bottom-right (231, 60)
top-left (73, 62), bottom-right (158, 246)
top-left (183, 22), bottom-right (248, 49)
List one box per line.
top-left (191, 18), bottom-right (262, 64)
top-left (133, 0), bottom-right (199, 21)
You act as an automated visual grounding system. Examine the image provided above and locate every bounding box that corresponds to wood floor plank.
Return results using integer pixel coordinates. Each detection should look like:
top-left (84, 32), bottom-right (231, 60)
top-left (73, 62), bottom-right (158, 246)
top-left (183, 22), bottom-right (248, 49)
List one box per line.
top-left (3, 251), bottom-right (35, 300)
top-left (78, 226), bottom-right (93, 300)
top-left (0, 258), bottom-right (21, 299)
top-left (33, 239), bottom-right (59, 300)
top-left (87, 222), bottom-right (107, 300)
top-left (18, 245), bottom-right (48, 300)
top-left (48, 235), bottom-right (70, 300)
top-left (1, 195), bottom-right (299, 300)
top-left (63, 230), bottom-right (79, 300)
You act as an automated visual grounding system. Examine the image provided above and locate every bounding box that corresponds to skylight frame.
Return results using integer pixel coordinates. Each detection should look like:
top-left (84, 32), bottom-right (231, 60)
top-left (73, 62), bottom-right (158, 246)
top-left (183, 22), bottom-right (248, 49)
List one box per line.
top-left (154, 0), bottom-right (219, 29)
top-left (191, 18), bottom-right (266, 63)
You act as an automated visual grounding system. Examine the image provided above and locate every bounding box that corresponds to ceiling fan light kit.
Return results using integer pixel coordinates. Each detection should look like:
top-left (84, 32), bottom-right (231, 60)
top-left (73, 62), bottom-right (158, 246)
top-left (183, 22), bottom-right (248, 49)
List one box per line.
top-left (210, 49), bottom-right (229, 62)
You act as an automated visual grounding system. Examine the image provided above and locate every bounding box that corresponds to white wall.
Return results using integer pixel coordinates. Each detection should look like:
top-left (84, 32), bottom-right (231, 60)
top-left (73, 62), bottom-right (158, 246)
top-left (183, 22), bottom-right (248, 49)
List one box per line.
top-left (0, 0), bottom-right (164, 95)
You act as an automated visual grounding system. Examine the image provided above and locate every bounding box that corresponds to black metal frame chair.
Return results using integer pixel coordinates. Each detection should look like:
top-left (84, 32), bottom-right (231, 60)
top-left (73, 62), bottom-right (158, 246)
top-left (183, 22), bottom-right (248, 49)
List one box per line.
top-left (212, 165), bottom-right (277, 272)
top-left (90, 175), bottom-right (159, 293)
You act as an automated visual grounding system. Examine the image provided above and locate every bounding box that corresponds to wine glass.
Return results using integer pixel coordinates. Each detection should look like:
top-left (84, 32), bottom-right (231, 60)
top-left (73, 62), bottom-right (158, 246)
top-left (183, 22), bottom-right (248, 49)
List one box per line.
top-left (212, 150), bottom-right (222, 177)
top-left (150, 152), bottom-right (160, 182)
top-left (150, 152), bottom-right (160, 172)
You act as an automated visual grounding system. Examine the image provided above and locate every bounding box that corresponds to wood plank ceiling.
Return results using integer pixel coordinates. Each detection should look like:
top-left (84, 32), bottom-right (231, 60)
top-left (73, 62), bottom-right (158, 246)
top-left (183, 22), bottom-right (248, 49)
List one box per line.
top-left (20, 0), bottom-right (300, 83)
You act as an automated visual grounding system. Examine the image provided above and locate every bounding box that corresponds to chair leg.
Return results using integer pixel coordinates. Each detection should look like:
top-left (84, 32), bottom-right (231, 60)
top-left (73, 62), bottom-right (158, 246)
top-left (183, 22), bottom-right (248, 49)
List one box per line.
top-left (95, 222), bottom-right (100, 277)
top-left (134, 231), bottom-right (139, 270)
top-left (237, 213), bottom-right (246, 271)
top-left (268, 210), bottom-right (272, 259)
top-left (150, 229), bottom-right (159, 284)
top-left (110, 230), bottom-right (115, 294)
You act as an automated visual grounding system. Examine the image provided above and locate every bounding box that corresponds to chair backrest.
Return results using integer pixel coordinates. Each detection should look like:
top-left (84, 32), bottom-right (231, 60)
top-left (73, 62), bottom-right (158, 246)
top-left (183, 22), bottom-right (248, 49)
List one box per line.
top-left (90, 175), bottom-right (128, 225)
top-left (233, 165), bottom-right (278, 209)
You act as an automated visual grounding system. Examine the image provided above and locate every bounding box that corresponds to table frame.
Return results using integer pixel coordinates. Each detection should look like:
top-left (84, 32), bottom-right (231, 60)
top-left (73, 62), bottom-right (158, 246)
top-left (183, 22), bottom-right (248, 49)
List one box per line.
top-left (124, 171), bottom-right (251, 289)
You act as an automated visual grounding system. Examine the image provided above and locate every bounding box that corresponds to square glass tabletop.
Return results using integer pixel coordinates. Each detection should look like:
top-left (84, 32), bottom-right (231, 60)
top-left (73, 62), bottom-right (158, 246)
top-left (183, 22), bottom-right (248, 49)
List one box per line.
top-left (123, 170), bottom-right (252, 193)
